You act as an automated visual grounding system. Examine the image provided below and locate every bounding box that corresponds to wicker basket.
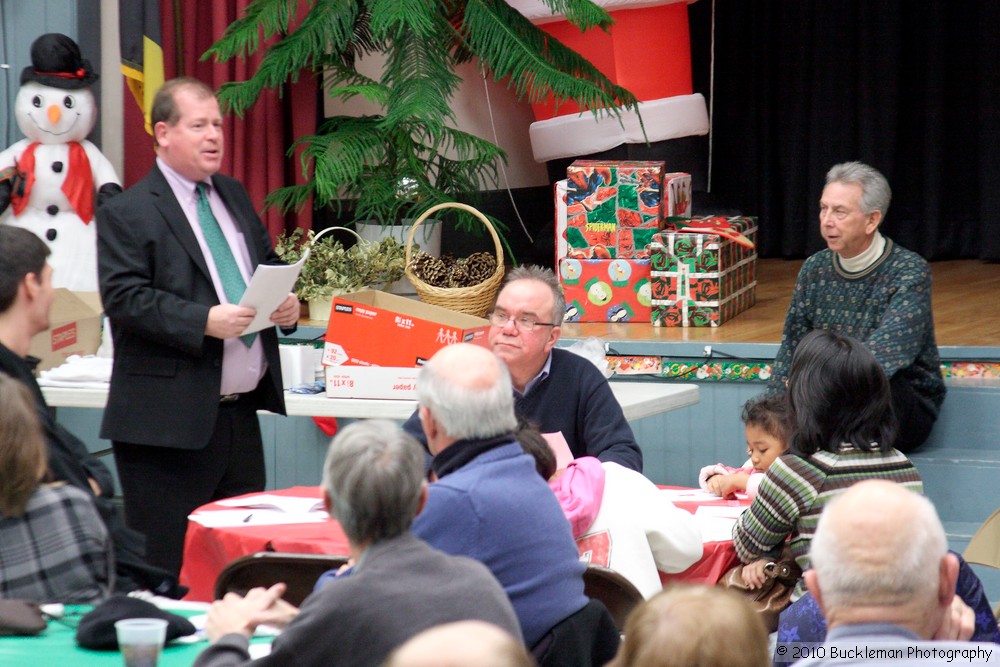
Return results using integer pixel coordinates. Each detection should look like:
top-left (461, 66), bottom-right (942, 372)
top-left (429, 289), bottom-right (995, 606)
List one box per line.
top-left (310, 225), bottom-right (368, 253)
top-left (404, 203), bottom-right (505, 317)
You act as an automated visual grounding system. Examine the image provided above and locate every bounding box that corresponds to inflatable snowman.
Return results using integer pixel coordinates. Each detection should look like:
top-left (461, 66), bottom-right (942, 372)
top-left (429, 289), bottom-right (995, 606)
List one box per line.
top-left (0, 33), bottom-right (122, 292)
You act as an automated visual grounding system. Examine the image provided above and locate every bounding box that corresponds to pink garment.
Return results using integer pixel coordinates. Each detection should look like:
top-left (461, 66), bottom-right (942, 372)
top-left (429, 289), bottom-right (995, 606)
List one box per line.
top-left (549, 456), bottom-right (606, 538)
top-left (698, 458), bottom-right (766, 499)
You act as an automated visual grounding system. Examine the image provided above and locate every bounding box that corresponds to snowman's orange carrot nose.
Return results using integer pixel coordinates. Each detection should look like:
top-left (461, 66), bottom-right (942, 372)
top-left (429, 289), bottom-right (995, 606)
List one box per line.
top-left (48, 105), bottom-right (61, 126)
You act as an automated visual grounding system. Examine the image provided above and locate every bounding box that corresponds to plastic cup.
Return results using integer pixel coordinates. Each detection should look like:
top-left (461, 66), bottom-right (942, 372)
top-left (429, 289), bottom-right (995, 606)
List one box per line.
top-left (115, 618), bottom-right (168, 667)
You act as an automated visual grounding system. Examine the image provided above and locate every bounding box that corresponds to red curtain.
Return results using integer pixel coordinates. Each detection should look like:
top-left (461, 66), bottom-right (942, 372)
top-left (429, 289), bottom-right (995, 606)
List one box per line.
top-left (121, 0), bottom-right (316, 241)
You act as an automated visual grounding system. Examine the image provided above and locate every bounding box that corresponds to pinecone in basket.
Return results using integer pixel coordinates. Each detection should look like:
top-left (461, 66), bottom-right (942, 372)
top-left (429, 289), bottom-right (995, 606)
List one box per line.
top-left (463, 251), bottom-right (497, 285)
top-left (410, 251), bottom-right (450, 287)
top-left (410, 250), bottom-right (497, 288)
top-left (448, 259), bottom-right (473, 288)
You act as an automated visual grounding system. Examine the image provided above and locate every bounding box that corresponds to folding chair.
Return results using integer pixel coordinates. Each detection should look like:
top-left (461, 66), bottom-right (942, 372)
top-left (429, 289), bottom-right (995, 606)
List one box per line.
top-left (964, 508), bottom-right (1000, 569)
top-left (213, 552), bottom-right (350, 607)
top-left (963, 508), bottom-right (1000, 619)
top-left (582, 564), bottom-right (645, 632)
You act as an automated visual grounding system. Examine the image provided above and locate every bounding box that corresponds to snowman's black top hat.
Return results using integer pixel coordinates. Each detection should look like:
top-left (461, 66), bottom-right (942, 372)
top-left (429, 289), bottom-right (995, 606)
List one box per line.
top-left (20, 33), bottom-right (99, 89)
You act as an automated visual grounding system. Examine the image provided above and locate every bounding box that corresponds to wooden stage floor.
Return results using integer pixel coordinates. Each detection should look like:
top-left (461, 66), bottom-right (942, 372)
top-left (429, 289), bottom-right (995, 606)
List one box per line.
top-left (560, 259), bottom-right (1000, 349)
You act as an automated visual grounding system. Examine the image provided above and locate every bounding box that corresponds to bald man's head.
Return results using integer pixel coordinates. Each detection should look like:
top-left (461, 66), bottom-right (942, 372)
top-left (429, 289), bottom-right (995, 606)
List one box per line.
top-left (417, 343), bottom-right (517, 446)
top-left (807, 480), bottom-right (956, 637)
top-left (428, 343), bottom-right (502, 393)
top-left (384, 621), bottom-right (533, 667)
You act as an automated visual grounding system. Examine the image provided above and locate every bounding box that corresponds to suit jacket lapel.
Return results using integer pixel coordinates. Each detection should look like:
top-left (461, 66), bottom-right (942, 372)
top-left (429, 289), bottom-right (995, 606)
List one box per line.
top-left (147, 166), bottom-right (214, 283)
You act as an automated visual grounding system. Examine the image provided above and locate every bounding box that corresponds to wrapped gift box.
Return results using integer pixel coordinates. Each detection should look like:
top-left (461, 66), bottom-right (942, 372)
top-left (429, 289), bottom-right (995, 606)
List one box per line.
top-left (559, 257), bottom-right (651, 323)
top-left (554, 172), bottom-right (691, 266)
top-left (565, 160), bottom-right (665, 259)
top-left (649, 216), bottom-right (758, 327)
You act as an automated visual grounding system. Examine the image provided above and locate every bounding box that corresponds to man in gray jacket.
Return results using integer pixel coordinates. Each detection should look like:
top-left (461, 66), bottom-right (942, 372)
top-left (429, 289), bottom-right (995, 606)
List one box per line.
top-left (193, 420), bottom-right (520, 667)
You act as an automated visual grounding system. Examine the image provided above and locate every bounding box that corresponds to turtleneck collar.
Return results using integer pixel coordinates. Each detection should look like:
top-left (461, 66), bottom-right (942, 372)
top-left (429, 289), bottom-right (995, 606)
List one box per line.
top-left (839, 230), bottom-right (886, 273)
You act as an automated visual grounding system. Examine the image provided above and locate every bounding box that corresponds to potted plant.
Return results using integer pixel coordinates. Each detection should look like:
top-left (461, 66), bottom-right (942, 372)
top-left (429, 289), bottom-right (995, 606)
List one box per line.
top-left (204, 0), bottom-right (641, 255)
top-left (273, 227), bottom-right (406, 321)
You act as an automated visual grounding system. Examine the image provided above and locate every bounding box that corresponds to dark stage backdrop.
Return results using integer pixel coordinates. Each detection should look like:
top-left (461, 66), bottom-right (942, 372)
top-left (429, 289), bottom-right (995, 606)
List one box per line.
top-left (693, 1), bottom-right (1000, 260)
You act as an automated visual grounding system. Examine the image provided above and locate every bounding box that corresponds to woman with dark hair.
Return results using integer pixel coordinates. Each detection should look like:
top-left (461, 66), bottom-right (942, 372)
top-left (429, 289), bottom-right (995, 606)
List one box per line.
top-left (0, 375), bottom-right (113, 602)
top-left (732, 329), bottom-right (921, 597)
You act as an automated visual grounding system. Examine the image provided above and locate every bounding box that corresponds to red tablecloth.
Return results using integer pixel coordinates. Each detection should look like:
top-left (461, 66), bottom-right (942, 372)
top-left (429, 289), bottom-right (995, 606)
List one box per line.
top-left (660, 490), bottom-right (751, 586)
top-left (179, 486), bottom-right (348, 602)
top-left (179, 485), bottom-right (749, 602)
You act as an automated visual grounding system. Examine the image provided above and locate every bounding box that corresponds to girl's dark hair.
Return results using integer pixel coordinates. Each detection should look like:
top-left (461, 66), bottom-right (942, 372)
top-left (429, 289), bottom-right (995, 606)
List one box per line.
top-left (741, 394), bottom-right (793, 446)
top-left (787, 330), bottom-right (897, 456)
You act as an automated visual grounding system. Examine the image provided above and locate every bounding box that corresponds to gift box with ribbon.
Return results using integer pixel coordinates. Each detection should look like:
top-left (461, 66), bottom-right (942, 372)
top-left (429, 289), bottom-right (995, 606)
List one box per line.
top-left (649, 216), bottom-right (758, 327)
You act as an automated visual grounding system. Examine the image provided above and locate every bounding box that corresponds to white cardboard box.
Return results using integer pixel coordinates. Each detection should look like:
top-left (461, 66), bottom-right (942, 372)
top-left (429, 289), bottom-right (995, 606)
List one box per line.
top-left (324, 366), bottom-right (420, 400)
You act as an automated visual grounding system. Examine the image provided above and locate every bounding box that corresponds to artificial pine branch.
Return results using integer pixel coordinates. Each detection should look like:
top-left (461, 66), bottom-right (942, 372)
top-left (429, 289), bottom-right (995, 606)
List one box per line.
top-left (205, 0), bottom-right (646, 240)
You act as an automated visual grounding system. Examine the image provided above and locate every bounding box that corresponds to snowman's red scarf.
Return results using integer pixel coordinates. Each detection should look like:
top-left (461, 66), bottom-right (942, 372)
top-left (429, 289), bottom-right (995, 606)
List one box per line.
top-left (12, 142), bottom-right (94, 223)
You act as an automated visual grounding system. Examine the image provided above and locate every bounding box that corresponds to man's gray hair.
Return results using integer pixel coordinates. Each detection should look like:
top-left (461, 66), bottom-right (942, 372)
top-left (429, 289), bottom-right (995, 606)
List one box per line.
top-left (503, 265), bottom-right (566, 326)
top-left (417, 354), bottom-right (518, 440)
top-left (810, 489), bottom-right (946, 608)
top-left (321, 420), bottom-right (425, 545)
top-left (826, 161), bottom-right (892, 220)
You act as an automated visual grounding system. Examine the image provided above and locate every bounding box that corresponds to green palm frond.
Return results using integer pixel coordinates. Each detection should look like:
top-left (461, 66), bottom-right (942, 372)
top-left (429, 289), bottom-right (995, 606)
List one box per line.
top-left (210, 0), bottom-right (364, 114)
top-left (207, 0), bottom-right (645, 241)
top-left (368, 0), bottom-right (441, 39)
top-left (382, 28), bottom-right (460, 126)
top-left (202, 0), bottom-right (303, 60)
top-left (528, 0), bottom-right (614, 31)
top-left (460, 0), bottom-right (637, 115)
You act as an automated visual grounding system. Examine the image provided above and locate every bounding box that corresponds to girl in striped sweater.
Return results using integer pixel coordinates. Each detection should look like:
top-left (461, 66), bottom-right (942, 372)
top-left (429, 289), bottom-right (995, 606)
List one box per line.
top-left (732, 329), bottom-right (922, 598)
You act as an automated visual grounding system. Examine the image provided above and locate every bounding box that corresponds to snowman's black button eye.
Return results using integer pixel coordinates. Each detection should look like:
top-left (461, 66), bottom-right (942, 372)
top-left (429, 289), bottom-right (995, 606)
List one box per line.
top-left (64, 96), bottom-right (75, 109)
top-left (32, 96), bottom-right (43, 108)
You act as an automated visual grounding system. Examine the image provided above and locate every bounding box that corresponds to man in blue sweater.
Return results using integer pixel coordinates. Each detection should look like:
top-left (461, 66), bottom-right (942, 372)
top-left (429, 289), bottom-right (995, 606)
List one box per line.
top-left (404, 265), bottom-right (642, 471)
top-left (194, 419), bottom-right (521, 667)
top-left (411, 343), bottom-right (596, 653)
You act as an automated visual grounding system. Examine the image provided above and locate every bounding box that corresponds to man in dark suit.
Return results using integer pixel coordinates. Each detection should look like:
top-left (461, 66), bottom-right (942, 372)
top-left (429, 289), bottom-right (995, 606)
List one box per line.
top-left (96, 77), bottom-right (300, 576)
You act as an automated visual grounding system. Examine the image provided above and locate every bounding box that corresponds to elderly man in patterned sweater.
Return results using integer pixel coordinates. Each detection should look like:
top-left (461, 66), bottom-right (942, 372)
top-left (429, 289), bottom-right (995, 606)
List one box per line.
top-left (767, 161), bottom-right (946, 452)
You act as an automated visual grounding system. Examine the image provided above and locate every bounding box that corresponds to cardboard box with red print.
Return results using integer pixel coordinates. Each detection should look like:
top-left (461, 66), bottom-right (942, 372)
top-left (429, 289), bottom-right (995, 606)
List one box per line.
top-left (323, 290), bottom-right (490, 368)
top-left (648, 216), bottom-right (758, 327)
top-left (564, 160), bottom-right (665, 259)
top-left (559, 257), bottom-right (652, 323)
top-left (556, 171), bottom-right (691, 265)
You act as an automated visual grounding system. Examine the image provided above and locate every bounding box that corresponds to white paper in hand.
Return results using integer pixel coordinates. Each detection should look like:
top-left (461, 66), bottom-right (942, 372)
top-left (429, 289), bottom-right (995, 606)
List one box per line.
top-left (239, 249), bottom-right (309, 334)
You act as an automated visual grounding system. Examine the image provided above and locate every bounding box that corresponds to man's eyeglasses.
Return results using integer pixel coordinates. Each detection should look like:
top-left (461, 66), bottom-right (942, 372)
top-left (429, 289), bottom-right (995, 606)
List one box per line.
top-left (488, 311), bottom-right (557, 332)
